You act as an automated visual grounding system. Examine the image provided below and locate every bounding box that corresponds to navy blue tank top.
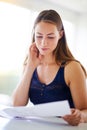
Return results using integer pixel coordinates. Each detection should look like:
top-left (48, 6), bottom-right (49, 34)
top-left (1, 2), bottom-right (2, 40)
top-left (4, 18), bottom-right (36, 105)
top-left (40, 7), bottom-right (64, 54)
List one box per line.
top-left (29, 66), bottom-right (75, 108)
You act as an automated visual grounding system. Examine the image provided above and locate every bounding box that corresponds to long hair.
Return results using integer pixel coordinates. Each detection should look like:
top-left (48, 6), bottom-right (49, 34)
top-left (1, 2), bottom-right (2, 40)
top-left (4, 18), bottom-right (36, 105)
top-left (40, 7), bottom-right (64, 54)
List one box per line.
top-left (24, 9), bottom-right (86, 76)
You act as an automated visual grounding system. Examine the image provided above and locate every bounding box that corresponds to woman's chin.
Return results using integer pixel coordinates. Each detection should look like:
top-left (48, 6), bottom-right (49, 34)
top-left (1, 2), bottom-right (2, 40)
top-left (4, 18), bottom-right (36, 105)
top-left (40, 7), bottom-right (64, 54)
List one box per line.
top-left (39, 50), bottom-right (49, 56)
top-left (40, 52), bottom-right (47, 56)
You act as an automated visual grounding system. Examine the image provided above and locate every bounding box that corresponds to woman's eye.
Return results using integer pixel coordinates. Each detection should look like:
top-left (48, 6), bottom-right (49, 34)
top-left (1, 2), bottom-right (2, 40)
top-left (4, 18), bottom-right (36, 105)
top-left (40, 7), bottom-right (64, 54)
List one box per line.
top-left (36, 36), bottom-right (43, 38)
top-left (36, 36), bottom-right (55, 39)
top-left (48, 37), bottom-right (55, 39)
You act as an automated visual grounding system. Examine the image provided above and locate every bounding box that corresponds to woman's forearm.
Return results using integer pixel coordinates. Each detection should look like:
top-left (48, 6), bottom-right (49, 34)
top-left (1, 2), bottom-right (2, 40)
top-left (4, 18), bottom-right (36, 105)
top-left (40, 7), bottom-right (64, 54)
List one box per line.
top-left (12, 64), bottom-right (35, 106)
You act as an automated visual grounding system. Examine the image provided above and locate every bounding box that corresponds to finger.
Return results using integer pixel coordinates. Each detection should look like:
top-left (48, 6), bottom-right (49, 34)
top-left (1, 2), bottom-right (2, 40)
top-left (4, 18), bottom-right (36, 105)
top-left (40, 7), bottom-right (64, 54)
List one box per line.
top-left (72, 109), bottom-right (81, 118)
top-left (62, 109), bottom-right (81, 126)
top-left (30, 44), bottom-right (38, 53)
top-left (71, 108), bottom-right (76, 114)
top-left (62, 116), bottom-right (80, 126)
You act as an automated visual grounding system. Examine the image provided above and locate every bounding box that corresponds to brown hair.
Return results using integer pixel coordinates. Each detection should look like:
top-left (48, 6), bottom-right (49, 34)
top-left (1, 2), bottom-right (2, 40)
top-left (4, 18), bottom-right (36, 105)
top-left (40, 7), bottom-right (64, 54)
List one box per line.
top-left (24, 9), bottom-right (86, 76)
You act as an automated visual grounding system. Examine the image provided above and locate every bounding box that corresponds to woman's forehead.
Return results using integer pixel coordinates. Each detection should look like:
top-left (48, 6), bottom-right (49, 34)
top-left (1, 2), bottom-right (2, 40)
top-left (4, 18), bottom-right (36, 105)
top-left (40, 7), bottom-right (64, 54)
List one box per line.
top-left (35, 21), bottom-right (58, 34)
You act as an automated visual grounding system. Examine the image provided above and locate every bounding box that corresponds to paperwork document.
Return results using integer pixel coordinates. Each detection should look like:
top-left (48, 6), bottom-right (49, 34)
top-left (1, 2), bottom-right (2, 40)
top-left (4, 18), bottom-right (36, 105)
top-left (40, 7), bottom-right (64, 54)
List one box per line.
top-left (0, 100), bottom-right (71, 119)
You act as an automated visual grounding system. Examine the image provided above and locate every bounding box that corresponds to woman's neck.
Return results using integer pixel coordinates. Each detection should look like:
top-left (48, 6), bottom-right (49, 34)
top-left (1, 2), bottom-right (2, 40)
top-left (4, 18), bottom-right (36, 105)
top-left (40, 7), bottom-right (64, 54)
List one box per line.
top-left (40, 54), bottom-right (56, 66)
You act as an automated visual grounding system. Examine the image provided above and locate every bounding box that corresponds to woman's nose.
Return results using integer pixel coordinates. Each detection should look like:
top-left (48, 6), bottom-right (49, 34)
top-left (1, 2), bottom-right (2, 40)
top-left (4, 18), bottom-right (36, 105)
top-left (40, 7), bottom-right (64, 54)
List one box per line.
top-left (41, 37), bottom-right (47, 46)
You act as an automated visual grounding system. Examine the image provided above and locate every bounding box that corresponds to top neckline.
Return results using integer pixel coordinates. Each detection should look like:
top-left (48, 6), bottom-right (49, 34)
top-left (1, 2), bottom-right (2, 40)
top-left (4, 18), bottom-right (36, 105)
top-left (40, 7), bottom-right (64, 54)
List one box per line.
top-left (35, 66), bottom-right (63, 86)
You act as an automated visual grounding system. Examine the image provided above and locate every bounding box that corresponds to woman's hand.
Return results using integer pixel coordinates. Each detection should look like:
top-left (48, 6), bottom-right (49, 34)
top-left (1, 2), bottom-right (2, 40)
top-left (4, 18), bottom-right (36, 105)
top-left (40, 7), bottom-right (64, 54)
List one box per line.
top-left (62, 109), bottom-right (83, 126)
top-left (27, 43), bottom-right (43, 68)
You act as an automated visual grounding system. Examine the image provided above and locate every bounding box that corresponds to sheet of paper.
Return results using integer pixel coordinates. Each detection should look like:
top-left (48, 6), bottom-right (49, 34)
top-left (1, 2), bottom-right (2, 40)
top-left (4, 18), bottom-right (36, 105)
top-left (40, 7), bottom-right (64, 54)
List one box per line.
top-left (0, 100), bottom-right (71, 118)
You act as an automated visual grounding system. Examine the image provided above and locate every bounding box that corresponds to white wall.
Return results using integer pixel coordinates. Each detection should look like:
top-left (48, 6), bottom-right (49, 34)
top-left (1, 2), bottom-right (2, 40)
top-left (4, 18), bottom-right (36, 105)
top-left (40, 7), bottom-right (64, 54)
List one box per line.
top-left (1, 0), bottom-right (78, 22)
top-left (75, 14), bottom-right (87, 70)
top-left (1, 0), bottom-right (87, 70)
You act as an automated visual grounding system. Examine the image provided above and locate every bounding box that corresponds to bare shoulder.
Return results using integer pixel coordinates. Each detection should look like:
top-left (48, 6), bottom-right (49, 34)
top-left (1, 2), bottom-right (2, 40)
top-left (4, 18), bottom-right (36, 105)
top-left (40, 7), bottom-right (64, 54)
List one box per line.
top-left (65, 61), bottom-right (86, 86)
top-left (66, 60), bottom-right (80, 67)
top-left (65, 61), bottom-right (84, 74)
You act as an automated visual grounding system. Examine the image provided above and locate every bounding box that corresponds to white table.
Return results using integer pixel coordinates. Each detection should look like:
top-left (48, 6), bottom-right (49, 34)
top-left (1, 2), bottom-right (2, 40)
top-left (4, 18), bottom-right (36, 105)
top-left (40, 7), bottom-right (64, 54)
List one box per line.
top-left (0, 116), bottom-right (87, 130)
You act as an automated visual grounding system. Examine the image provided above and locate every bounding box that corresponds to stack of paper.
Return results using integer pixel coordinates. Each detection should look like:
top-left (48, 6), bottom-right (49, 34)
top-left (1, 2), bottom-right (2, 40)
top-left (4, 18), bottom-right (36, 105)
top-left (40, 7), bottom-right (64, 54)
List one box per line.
top-left (0, 100), bottom-right (71, 119)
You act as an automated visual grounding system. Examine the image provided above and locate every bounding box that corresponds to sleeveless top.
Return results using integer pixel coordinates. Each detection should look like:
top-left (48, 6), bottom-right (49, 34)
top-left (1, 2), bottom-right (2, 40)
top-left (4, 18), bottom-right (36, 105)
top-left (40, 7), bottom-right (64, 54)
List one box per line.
top-left (29, 66), bottom-right (75, 108)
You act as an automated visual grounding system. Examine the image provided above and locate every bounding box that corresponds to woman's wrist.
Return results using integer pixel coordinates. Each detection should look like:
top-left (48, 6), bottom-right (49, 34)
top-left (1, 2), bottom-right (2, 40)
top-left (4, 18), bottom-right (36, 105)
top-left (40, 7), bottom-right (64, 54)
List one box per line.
top-left (26, 60), bottom-right (36, 71)
top-left (80, 111), bottom-right (87, 123)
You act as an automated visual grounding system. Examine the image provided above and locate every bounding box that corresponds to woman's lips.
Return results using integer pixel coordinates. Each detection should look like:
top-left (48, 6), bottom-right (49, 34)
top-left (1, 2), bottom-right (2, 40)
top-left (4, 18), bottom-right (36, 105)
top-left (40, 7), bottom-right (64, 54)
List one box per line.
top-left (41, 48), bottom-right (49, 51)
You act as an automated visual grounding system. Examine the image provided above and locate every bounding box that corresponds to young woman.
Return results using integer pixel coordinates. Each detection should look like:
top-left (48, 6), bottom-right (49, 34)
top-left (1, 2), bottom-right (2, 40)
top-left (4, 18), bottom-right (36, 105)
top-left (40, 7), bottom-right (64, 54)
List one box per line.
top-left (12, 9), bottom-right (87, 126)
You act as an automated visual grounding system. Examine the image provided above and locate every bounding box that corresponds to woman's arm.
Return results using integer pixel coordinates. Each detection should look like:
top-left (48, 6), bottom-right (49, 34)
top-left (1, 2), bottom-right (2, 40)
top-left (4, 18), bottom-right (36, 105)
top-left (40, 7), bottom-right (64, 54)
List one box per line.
top-left (12, 43), bottom-right (41, 106)
top-left (63, 61), bottom-right (87, 125)
top-left (12, 63), bottom-right (35, 106)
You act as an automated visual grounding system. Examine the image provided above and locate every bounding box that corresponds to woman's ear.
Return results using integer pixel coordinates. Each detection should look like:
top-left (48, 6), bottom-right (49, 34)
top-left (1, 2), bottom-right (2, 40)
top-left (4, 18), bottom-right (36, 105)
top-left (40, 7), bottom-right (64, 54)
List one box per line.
top-left (59, 30), bottom-right (64, 39)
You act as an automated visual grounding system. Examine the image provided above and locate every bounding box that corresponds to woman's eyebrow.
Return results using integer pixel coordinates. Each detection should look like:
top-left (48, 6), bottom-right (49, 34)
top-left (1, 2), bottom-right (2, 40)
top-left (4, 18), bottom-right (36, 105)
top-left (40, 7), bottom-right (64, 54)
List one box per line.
top-left (36, 32), bottom-right (43, 35)
top-left (36, 32), bottom-right (55, 35)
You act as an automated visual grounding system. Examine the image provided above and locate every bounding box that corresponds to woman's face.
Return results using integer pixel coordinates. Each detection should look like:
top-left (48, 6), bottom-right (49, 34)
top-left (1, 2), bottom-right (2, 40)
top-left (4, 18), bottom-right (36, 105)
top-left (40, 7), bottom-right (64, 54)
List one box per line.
top-left (35, 21), bottom-right (62, 56)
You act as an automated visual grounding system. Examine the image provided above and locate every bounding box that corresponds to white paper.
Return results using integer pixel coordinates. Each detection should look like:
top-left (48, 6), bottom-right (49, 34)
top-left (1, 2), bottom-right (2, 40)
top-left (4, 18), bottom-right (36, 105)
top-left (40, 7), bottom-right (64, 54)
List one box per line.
top-left (0, 100), bottom-right (71, 118)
